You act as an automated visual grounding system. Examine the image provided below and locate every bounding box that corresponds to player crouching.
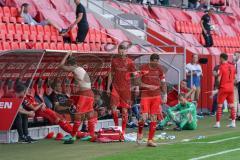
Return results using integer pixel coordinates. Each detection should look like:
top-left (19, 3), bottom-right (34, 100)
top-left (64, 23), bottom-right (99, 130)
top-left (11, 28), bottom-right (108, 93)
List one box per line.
top-left (158, 93), bottom-right (197, 131)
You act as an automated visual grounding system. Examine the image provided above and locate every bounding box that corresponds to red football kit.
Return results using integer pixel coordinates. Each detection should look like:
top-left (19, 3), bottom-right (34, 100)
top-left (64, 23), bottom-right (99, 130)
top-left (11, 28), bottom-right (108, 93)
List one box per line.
top-left (217, 62), bottom-right (236, 104)
top-left (167, 86), bottom-right (189, 107)
top-left (140, 64), bottom-right (165, 115)
top-left (110, 56), bottom-right (136, 108)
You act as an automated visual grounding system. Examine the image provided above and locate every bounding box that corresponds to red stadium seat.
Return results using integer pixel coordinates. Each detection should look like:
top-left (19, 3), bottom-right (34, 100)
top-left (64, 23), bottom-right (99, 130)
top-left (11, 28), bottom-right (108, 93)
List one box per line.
top-left (19, 42), bottom-right (27, 49)
top-left (3, 7), bottom-right (11, 17)
top-left (0, 7), bottom-right (3, 17)
top-left (42, 42), bottom-right (50, 49)
top-left (36, 25), bottom-right (44, 35)
top-left (7, 24), bottom-right (15, 34)
top-left (70, 43), bottom-right (77, 51)
top-left (77, 44), bottom-right (84, 51)
top-left (0, 33), bottom-right (6, 41)
top-left (29, 34), bottom-right (36, 42)
top-left (36, 35), bottom-right (43, 42)
top-left (17, 17), bottom-right (24, 24)
top-left (15, 24), bottom-right (23, 34)
top-left (44, 26), bottom-right (51, 36)
top-left (50, 26), bottom-right (58, 35)
top-left (83, 43), bottom-right (90, 51)
top-left (175, 21), bottom-right (181, 33)
top-left (11, 42), bottom-right (19, 49)
top-left (43, 35), bottom-right (50, 43)
top-left (57, 36), bottom-right (63, 42)
top-left (2, 16), bottom-right (9, 23)
top-left (50, 35), bottom-right (57, 43)
top-left (5, 34), bottom-right (13, 42)
top-left (2, 42), bottom-right (11, 50)
top-left (21, 34), bottom-right (29, 42)
top-left (64, 43), bottom-right (71, 50)
top-left (10, 7), bottom-right (18, 17)
top-left (9, 17), bottom-right (16, 23)
top-left (22, 24), bottom-right (30, 35)
top-left (29, 25), bottom-right (37, 35)
top-left (13, 34), bottom-right (21, 42)
top-left (57, 43), bottom-right (64, 50)
top-left (34, 43), bottom-right (43, 49)
top-left (49, 43), bottom-right (57, 50)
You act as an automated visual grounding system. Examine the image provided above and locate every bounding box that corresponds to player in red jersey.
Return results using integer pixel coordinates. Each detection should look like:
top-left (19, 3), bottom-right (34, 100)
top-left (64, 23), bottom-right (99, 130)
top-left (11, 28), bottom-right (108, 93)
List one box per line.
top-left (137, 53), bottom-right (167, 147)
top-left (167, 80), bottom-right (196, 107)
top-left (22, 86), bottom-right (74, 136)
top-left (107, 44), bottom-right (137, 135)
top-left (214, 53), bottom-right (236, 128)
top-left (59, 52), bottom-right (96, 143)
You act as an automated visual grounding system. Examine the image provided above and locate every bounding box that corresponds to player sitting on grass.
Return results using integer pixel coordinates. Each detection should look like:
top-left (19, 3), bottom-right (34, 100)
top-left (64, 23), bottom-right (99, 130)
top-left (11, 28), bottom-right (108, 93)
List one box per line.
top-left (157, 93), bottom-right (197, 131)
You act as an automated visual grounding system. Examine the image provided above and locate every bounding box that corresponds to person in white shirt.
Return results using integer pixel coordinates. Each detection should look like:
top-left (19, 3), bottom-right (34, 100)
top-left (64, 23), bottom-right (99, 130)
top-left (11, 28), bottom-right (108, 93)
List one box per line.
top-left (233, 51), bottom-right (240, 120)
top-left (185, 54), bottom-right (202, 102)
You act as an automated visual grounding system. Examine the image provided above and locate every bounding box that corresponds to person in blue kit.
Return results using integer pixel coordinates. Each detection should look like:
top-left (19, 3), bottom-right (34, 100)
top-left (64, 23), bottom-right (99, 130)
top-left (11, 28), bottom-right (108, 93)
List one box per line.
top-left (186, 54), bottom-right (202, 103)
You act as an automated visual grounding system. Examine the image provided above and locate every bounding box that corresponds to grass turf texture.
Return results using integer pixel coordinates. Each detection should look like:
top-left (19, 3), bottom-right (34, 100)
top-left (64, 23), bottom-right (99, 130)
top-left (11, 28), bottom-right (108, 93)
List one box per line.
top-left (1, 115), bottom-right (240, 160)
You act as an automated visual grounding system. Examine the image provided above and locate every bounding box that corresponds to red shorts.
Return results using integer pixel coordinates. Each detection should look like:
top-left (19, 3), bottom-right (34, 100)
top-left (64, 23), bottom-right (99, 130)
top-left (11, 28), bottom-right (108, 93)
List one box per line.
top-left (110, 87), bottom-right (131, 108)
top-left (141, 96), bottom-right (162, 115)
top-left (217, 90), bottom-right (234, 104)
top-left (76, 90), bottom-right (94, 114)
top-left (36, 108), bottom-right (60, 124)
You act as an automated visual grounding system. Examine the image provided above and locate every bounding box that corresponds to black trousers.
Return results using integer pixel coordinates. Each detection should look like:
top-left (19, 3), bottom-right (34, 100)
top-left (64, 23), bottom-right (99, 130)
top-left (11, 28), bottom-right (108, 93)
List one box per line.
top-left (202, 31), bottom-right (213, 47)
top-left (12, 113), bottom-right (29, 138)
top-left (76, 26), bottom-right (89, 43)
top-left (238, 82), bottom-right (240, 104)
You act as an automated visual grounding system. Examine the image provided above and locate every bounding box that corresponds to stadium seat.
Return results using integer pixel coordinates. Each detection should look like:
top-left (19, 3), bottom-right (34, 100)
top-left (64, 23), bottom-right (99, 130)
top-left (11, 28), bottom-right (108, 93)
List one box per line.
top-left (16, 17), bottom-right (24, 24)
top-left (83, 43), bottom-right (90, 51)
top-left (22, 24), bottom-right (30, 35)
top-left (57, 36), bottom-right (63, 42)
top-left (5, 34), bottom-right (13, 42)
top-left (11, 42), bottom-right (19, 50)
top-left (42, 42), bottom-right (50, 49)
top-left (10, 7), bottom-right (18, 17)
top-left (15, 24), bottom-right (23, 34)
top-left (56, 43), bottom-right (64, 50)
top-left (77, 44), bottom-right (84, 51)
top-left (0, 33), bottom-right (5, 41)
top-left (43, 35), bottom-right (50, 43)
top-left (29, 25), bottom-right (37, 35)
top-left (3, 7), bottom-right (11, 17)
top-left (44, 26), bottom-right (51, 36)
top-left (7, 23), bottom-right (15, 34)
top-left (13, 34), bottom-right (21, 42)
top-left (2, 16), bottom-right (9, 23)
top-left (0, 7), bottom-right (3, 17)
top-left (19, 42), bottom-right (27, 49)
top-left (29, 34), bottom-right (37, 42)
top-left (64, 43), bottom-right (71, 50)
top-left (36, 35), bottom-right (43, 42)
top-left (49, 43), bottom-right (57, 50)
top-left (50, 26), bottom-right (58, 35)
top-left (21, 34), bottom-right (29, 42)
top-left (50, 35), bottom-right (57, 43)
top-left (70, 43), bottom-right (77, 51)
top-left (2, 42), bottom-right (11, 50)
top-left (36, 25), bottom-right (45, 35)
top-left (34, 43), bottom-right (43, 49)
top-left (9, 17), bottom-right (16, 23)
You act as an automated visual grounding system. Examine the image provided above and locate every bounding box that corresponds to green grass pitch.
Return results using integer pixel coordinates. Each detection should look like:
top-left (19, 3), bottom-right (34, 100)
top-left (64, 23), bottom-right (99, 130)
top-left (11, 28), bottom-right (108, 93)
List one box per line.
top-left (1, 115), bottom-right (240, 160)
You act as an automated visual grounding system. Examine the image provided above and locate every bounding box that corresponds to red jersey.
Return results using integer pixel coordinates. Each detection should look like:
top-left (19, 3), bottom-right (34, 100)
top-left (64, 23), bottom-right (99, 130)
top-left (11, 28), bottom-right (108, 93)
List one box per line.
top-left (140, 64), bottom-right (165, 97)
top-left (111, 56), bottom-right (136, 91)
top-left (167, 86), bottom-right (188, 106)
top-left (218, 62), bottom-right (236, 92)
top-left (22, 95), bottom-right (39, 110)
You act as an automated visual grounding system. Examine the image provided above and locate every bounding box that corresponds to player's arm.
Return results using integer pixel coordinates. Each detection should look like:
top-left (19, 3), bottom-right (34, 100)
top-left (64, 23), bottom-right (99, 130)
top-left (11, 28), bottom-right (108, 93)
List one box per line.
top-left (201, 18), bottom-right (207, 34)
top-left (69, 12), bottom-right (83, 30)
top-left (58, 52), bottom-right (75, 72)
top-left (19, 107), bottom-right (35, 117)
top-left (178, 103), bottom-right (195, 114)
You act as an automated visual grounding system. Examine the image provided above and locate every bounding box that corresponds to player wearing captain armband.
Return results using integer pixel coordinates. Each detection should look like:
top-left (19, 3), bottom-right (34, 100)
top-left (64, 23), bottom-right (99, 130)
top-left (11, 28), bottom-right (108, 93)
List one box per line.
top-left (137, 53), bottom-right (167, 147)
top-left (158, 93), bottom-right (197, 131)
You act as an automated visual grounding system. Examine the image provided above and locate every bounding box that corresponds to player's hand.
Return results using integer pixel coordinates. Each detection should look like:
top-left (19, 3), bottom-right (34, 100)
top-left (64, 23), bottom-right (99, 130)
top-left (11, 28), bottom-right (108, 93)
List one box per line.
top-left (192, 85), bottom-right (196, 91)
top-left (162, 94), bottom-right (167, 104)
top-left (41, 105), bottom-right (47, 111)
top-left (28, 111), bottom-right (35, 117)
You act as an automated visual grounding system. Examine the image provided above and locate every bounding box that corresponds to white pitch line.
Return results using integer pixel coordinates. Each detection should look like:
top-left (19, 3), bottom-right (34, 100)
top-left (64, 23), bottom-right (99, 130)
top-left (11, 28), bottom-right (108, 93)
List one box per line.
top-left (189, 148), bottom-right (240, 160)
top-left (183, 136), bottom-right (240, 145)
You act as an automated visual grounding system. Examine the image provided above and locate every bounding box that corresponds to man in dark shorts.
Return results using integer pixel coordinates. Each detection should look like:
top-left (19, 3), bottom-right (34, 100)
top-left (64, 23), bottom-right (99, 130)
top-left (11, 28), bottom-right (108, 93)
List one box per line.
top-left (201, 8), bottom-right (214, 47)
top-left (67, 0), bottom-right (89, 43)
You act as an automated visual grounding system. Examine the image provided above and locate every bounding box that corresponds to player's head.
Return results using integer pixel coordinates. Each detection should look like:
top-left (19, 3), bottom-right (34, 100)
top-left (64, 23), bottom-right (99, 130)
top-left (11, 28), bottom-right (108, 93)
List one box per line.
top-left (74, 0), bottom-right (80, 5)
top-left (208, 8), bottom-right (214, 15)
top-left (180, 79), bottom-right (187, 89)
top-left (192, 54), bottom-right (199, 64)
top-left (220, 53), bottom-right (228, 64)
top-left (178, 93), bottom-right (187, 105)
top-left (21, 3), bottom-right (29, 13)
top-left (51, 80), bottom-right (62, 93)
top-left (234, 51), bottom-right (240, 62)
top-left (150, 53), bottom-right (159, 65)
top-left (15, 83), bottom-right (26, 98)
top-left (118, 44), bottom-right (127, 56)
top-left (66, 56), bottom-right (77, 66)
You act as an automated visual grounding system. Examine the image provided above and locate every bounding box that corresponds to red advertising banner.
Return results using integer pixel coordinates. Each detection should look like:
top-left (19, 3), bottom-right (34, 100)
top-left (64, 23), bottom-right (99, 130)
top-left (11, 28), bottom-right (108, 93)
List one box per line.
top-left (0, 98), bottom-right (22, 131)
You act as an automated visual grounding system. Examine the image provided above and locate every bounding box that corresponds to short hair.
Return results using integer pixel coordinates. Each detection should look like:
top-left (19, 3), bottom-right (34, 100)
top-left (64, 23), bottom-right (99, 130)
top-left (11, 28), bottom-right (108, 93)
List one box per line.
top-left (15, 83), bottom-right (26, 93)
top-left (21, 3), bottom-right (29, 8)
top-left (182, 79), bottom-right (187, 83)
top-left (178, 93), bottom-right (186, 99)
top-left (220, 53), bottom-right (228, 61)
top-left (150, 53), bottom-right (159, 61)
top-left (66, 56), bottom-right (77, 66)
top-left (118, 44), bottom-right (126, 50)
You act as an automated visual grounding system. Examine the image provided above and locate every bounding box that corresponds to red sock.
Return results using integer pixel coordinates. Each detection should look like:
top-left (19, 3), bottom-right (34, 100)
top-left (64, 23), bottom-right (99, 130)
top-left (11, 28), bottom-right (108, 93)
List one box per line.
top-left (71, 121), bottom-right (81, 137)
top-left (138, 121), bottom-right (144, 135)
top-left (88, 118), bottom-right (96, 138)
top-left (112, 110), bottom-right (119, 126)
top-left (148, 122), bottom-right (157, 141)
top-left (58, 120), bottom-right (72, 134)
top-left (216, 107), bottom-right (222, 122)
top-left (122, 112), bottom-right (128, 134)
top-left (231, 107), bottom-right (236, 120)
